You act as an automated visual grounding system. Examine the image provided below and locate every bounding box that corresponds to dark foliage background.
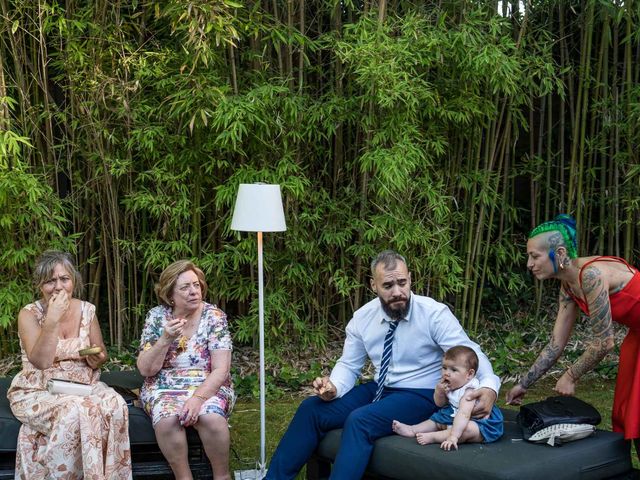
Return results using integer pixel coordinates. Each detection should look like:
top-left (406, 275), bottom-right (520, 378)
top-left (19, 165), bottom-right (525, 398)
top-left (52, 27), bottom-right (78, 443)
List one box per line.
top-left (1, 1), bottom-right (639, 382)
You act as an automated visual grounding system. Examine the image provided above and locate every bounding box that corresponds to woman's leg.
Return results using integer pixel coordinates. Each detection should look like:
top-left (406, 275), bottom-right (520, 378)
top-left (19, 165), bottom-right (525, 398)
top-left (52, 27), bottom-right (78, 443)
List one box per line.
top-left (194, 413), bottom-right (231, 480)
top-left (154, 417), bottom-right (192, 480)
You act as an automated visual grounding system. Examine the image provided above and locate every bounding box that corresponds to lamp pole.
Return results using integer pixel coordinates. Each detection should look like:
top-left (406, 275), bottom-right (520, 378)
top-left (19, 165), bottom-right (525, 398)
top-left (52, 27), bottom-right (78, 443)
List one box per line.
top-left (257, 231), bottom-right (266, 475)
top-left (230, 183), bottom-right (286, 479)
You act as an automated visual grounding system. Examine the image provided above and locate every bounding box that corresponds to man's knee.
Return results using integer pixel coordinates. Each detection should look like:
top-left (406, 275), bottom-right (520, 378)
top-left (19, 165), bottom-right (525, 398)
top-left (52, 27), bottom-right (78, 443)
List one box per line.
top-left (294, 395), bottom-right (324, 420)
top-left (343, 407), bottom-right (373, 435)
top-left (293, 395), bottom-right (347, 433)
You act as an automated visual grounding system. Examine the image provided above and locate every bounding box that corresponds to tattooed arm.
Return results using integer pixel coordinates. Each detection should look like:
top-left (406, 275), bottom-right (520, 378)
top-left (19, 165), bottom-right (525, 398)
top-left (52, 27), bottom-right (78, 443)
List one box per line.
top-left (555, 266), bottom-right (615, 396)
top-left (506, 288), bottom-right (578, 404)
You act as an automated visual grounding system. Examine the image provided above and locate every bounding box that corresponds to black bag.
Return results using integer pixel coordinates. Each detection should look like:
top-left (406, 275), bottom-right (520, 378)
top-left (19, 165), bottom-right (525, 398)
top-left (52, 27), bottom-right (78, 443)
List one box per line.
top-left (517, 396), bottom-right (601, 440)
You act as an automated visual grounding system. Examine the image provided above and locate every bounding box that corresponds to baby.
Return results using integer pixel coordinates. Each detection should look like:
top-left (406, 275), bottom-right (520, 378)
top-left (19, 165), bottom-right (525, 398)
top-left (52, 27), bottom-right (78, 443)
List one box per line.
top-left (392, 345), bottom-right (503, 450)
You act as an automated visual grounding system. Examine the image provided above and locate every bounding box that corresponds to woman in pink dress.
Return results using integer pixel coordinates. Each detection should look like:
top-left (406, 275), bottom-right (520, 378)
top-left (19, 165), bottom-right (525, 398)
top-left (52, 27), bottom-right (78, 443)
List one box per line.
top-left (7, 250), bottom-right (132, 479)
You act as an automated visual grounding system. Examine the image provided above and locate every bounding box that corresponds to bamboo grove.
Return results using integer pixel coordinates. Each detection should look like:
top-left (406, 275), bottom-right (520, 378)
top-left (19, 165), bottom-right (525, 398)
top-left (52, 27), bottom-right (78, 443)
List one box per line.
top-left (0, 1), bottom-right (638, 356)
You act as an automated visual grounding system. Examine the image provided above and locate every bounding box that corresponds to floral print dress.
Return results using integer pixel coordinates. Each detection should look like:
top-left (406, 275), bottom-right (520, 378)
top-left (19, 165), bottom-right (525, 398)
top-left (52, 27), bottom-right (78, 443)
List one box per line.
top-left (7, 301), bottom-right (132, 480)
top-left (139, 302), bottom-right (234, 425)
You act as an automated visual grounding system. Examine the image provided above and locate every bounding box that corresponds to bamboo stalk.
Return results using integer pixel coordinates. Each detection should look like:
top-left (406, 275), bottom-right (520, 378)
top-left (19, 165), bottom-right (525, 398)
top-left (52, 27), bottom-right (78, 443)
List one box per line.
top-left (298, 0), bottom-right (304, 92)
top-left (287, 0), bottom-right (294, 88)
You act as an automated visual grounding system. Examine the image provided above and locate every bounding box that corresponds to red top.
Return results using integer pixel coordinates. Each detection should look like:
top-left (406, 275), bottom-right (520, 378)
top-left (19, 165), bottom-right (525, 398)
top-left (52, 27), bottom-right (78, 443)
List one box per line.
top-left (564, 256), bottom-right (640, 439)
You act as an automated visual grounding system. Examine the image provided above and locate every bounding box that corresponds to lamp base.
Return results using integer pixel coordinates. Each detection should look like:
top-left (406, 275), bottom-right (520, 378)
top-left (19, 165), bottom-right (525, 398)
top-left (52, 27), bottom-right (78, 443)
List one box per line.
top-left (234, 469), bottom-right (267, 480)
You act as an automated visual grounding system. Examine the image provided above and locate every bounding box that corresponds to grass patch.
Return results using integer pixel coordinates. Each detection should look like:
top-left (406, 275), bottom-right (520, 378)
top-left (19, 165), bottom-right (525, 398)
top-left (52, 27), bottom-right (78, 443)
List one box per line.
top-left (229, 395), bottom-right (308, 478)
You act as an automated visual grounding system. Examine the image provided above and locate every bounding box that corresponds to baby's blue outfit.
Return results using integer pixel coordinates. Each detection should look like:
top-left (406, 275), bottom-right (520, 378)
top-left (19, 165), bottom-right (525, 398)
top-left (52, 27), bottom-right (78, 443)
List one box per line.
top-left (429, 378), bottom-right (504, 443)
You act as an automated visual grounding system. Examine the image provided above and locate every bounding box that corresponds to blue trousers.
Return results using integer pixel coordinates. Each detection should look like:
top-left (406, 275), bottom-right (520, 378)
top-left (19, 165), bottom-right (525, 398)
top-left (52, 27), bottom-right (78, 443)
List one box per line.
top-left (265, 382), bottom-right (436, 480)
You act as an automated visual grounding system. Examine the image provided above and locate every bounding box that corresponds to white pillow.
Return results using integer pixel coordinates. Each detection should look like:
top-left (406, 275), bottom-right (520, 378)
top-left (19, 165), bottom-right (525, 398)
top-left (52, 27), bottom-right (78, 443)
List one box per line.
top-left (527, 423), bottom-right (596, 446)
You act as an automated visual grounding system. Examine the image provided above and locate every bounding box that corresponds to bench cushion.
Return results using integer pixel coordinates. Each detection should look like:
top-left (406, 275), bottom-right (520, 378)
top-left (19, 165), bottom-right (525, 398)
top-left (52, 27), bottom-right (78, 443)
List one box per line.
top-left (312, 409), bottom-right (634, 480)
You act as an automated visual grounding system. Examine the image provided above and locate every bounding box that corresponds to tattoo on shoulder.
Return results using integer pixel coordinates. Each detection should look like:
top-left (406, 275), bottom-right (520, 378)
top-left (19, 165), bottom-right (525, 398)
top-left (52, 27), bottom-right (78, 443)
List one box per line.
top-left (581, 266), bottom-right (602, 294)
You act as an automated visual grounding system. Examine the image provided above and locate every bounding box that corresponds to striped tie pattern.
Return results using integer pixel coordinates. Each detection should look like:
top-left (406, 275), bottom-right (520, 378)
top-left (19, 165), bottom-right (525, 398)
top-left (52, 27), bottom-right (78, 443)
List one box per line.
top-left (373, 320), bottom-right (399, 402)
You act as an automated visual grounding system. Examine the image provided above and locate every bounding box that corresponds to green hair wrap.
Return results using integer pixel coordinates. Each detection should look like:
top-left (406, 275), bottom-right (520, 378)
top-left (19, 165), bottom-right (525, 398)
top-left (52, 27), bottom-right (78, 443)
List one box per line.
top-left (528, 214), bottom-right (578, 259)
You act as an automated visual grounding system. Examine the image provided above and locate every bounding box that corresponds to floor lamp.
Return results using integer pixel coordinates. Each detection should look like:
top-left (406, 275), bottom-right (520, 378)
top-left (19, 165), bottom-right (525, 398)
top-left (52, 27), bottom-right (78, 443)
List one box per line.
top-left (231, 183), bottom-right (286, 479)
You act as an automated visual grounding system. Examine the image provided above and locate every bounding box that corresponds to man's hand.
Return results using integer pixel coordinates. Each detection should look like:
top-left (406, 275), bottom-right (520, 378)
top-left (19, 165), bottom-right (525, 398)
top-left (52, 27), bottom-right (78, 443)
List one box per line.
top-left (312, 376), bottom-right (337, 401)
top-left (505, 384), bottom-right (527, 405)
top-left (554, 371), bottom-right (576, 396)
top-left (466, 387), bottom-right (497, 419)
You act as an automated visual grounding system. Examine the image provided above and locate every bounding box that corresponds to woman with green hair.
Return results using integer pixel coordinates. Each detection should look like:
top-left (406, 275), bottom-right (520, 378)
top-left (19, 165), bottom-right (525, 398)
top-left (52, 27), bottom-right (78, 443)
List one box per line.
top-left (506, 214), bottom-right (640, 450)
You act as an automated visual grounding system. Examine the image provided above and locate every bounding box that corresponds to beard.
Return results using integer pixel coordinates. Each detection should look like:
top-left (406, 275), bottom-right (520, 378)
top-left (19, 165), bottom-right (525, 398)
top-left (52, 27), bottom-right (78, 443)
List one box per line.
top-left (380, 295), bottom-right (410, 321)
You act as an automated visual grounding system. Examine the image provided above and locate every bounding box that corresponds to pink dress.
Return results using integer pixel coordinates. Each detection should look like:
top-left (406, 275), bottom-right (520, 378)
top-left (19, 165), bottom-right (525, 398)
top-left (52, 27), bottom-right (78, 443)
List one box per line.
top-left (7, 301), bottom-right (132, 479)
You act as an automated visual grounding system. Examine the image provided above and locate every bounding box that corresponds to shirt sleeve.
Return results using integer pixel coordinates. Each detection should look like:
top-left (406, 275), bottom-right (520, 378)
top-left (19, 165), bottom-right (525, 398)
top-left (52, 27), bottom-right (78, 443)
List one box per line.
top-left (329, 319), bottom-right (368, 398)
top-left (431, 306), bottom-right (501, 395)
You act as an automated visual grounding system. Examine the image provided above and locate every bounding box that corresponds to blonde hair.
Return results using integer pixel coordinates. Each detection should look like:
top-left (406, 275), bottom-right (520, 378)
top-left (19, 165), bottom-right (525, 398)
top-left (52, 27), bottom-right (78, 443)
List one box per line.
top-left (155, 260), bottom-right (208, 306)
top-left (33, 250), bottom-right (83, 297)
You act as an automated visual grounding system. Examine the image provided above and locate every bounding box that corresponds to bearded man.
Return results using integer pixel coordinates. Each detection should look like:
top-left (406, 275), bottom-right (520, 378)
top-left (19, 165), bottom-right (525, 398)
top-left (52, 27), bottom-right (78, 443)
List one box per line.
top-left (265, 250), bottom-right (500, 480)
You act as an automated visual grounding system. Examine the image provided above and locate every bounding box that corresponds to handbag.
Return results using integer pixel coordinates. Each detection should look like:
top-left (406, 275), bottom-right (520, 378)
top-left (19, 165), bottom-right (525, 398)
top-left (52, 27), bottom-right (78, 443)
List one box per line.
top-left (517, 396), bottom-right (601, 446)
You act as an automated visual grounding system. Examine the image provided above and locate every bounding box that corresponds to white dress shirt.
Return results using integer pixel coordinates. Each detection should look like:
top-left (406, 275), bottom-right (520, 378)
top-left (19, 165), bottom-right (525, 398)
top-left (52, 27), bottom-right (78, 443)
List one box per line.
top-left (329, 293), bottom-right (501, 398)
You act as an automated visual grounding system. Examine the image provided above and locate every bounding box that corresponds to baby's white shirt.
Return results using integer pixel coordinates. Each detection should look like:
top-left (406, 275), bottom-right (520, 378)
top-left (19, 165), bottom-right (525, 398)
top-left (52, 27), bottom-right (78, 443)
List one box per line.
top-left (446, 377), bottom-right (480, 416)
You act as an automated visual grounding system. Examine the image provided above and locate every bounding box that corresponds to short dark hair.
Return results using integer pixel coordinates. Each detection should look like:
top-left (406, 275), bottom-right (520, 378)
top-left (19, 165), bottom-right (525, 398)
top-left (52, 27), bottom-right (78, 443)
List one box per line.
top-left (370, 250), bottom-right (407, 276)
top-left (444, 345), bottom-right (478, 372)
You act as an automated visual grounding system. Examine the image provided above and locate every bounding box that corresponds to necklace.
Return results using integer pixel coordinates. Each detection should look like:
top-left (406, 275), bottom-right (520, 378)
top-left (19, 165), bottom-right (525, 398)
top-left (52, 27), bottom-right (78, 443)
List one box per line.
top-left (177, 335), bottom-right (189, 352)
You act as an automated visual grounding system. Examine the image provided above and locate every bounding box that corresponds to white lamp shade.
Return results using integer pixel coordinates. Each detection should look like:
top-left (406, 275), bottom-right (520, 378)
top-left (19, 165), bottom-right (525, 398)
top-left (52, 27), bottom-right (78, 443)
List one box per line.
top-left (231, 183), bottom-right (287, 232)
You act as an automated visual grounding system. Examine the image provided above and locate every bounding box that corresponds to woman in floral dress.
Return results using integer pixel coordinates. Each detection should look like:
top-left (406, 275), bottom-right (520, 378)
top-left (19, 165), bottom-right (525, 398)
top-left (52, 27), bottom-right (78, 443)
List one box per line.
top-left (137, 260), bottom-right (234, 480)
top-left (7, 251), bottom-right (132, 479)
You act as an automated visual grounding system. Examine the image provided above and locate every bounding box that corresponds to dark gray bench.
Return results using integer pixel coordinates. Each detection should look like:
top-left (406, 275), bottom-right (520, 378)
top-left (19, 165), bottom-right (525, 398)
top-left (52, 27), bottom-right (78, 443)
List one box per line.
top-left (307, 409), bottom-right (638, 480)
top-left (0, 371), bottom-right (213, 479)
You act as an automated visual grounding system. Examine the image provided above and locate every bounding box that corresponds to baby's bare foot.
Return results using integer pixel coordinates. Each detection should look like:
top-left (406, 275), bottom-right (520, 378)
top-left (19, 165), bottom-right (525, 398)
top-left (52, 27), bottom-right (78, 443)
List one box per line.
top-left (416, 433), bottom-right (433, 445)
top-left (392, 420), bottom-right (415, 437)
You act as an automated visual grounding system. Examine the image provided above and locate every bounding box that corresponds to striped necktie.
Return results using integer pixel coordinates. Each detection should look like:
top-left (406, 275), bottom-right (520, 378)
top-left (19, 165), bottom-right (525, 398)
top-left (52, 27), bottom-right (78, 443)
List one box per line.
top-left (373, 320), bottom-right (399, 402)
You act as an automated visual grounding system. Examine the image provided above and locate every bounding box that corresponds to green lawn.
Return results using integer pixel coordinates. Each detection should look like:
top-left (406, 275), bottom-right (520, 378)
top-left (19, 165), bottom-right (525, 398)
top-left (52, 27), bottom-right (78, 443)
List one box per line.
top-left (229, 377), bottom-right (638, 477)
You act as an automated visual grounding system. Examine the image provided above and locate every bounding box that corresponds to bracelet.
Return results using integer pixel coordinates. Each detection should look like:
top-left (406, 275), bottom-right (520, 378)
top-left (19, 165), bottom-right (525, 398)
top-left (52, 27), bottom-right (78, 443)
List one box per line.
top-left (193, 393), bottom-right (208, 402)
